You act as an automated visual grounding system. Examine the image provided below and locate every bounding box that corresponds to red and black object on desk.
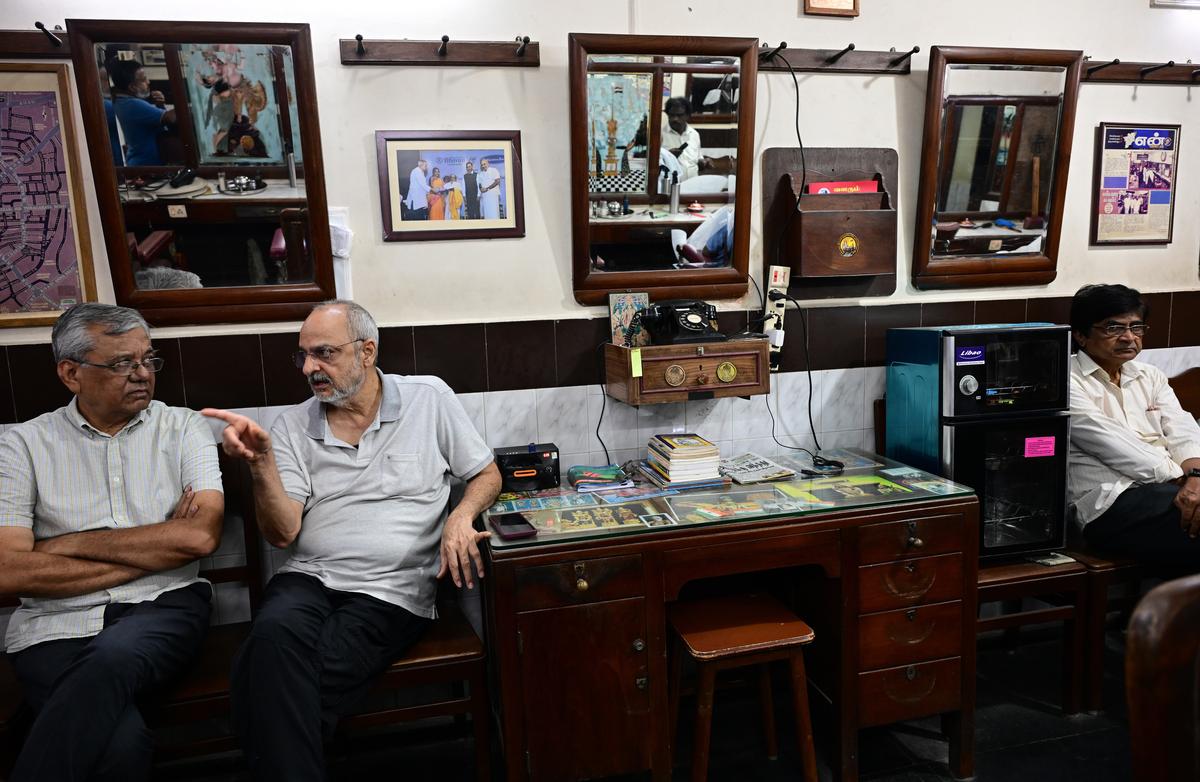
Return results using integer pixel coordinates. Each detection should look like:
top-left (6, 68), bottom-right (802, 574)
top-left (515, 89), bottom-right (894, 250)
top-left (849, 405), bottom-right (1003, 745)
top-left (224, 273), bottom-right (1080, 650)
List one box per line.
top-left (494, 443), bottom-right (560, 492)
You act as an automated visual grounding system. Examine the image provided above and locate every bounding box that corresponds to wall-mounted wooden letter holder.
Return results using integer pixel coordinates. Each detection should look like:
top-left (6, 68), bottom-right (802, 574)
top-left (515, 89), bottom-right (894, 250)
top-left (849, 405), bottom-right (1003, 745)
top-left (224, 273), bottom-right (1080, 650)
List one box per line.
top-left (761, 147), bottom-right (898, 300)
top-left (604, 339), bottom-right (770, 406)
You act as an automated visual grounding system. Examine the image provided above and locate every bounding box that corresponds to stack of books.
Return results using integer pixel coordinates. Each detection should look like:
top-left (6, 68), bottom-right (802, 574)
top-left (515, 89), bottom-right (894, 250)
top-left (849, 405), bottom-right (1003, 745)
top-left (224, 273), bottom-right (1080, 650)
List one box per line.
top-left (566, 464), bottom-right (634, 493)
top-left (640, 433), bottom-right (729, 490)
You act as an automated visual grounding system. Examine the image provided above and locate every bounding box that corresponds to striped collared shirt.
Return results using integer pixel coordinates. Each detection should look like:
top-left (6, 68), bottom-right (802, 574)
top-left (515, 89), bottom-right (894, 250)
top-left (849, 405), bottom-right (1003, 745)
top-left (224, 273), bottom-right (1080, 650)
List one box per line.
top-left (1068, 351), bottom-right (1200, 526)
top-left (0, 399), bottom-right (222, 653)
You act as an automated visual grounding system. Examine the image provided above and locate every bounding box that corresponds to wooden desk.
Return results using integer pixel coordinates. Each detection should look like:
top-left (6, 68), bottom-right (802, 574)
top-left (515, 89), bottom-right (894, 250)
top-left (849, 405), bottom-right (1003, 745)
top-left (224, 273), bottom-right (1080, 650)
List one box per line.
top-left (482, 465), bottom-right (980, 781)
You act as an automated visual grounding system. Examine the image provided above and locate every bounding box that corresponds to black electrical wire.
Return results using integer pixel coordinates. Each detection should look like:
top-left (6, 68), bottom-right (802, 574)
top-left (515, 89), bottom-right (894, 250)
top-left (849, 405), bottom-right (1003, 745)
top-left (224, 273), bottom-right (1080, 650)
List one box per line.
top-left (593, 341), bottom-right (612, 465)
top-left (772, 51), bottom-right (807, 272)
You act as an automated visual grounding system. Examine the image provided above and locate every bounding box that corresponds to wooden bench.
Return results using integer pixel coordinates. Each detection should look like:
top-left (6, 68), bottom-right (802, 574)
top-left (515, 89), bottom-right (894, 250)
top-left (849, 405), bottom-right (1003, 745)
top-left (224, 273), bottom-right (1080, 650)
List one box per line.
top-left (0, 453), bottom-right (491, 779)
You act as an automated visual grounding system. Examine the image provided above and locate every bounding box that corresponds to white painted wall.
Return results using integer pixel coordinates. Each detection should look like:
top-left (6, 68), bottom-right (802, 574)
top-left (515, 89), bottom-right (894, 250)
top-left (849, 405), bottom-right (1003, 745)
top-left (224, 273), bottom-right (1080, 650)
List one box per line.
top-left (2, 0), bottom-right (1200, 345)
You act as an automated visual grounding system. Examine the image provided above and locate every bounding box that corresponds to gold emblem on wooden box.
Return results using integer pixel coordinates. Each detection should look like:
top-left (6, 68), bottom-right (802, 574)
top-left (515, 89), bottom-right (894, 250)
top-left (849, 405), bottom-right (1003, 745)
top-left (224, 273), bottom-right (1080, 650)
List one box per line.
top-left (717, 361), bottom-right (737, 382)
top-left (664, 364), bottom-right (687, 387)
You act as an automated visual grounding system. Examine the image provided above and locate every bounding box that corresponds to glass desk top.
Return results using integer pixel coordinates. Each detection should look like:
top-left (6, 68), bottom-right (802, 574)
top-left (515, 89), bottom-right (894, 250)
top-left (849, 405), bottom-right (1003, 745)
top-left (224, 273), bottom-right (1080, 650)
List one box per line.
top-left (485, 450), bottom-right (974, 551)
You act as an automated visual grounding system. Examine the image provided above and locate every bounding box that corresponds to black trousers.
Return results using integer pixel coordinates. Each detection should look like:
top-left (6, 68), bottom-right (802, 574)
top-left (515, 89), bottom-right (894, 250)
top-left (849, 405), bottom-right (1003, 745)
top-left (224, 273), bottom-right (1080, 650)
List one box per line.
top-left (1083, 482), bottom-right (1200, 568)
top-left (231, 571), bottom-right (430, 782)
top-left (7, 581), bottom-right (212, 782)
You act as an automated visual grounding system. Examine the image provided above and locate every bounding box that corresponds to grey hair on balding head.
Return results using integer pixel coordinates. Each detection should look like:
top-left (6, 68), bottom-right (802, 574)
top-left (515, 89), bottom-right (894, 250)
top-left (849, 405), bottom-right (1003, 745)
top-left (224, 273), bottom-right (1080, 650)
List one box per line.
top-left (52, 303), bottom-right (150, 362)
top-left (314, 299), bottom-right (379, 347)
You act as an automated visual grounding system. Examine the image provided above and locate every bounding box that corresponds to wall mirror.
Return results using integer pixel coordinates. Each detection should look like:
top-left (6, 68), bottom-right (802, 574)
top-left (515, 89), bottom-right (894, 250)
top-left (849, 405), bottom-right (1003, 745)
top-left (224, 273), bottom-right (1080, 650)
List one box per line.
top-left (569, 34), bottom-right (756, 305)
top-left (68, 19), bottom-right (334, 325)
top-left (912, 47), bottom-right (1082, 290)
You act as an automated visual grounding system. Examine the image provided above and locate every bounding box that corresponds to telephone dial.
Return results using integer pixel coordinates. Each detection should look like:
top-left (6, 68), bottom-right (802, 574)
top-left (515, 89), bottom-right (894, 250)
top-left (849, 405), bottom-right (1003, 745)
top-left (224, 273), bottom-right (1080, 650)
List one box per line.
top-left (624, 299), bottom-right (726, 346)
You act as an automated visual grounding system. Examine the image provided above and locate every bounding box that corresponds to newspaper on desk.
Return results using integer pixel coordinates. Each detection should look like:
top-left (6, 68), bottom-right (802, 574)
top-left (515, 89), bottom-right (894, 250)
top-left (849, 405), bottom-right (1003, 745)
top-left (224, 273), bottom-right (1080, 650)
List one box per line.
top-left (719, 453), bottom-right (796, 484)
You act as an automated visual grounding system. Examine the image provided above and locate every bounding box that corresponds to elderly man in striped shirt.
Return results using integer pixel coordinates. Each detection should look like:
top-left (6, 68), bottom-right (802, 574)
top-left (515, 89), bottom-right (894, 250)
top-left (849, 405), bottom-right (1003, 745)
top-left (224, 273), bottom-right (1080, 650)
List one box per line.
top-left (0, 303), bottom-right (224, 781)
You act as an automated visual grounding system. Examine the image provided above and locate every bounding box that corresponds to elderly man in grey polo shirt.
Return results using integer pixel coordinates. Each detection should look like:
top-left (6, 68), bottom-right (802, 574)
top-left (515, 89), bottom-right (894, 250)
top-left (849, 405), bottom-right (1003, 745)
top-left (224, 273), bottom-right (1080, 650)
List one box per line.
top-left (204, 300), bottom-right (500, 782)
top-left (0, 303), bottom-right (224, 782)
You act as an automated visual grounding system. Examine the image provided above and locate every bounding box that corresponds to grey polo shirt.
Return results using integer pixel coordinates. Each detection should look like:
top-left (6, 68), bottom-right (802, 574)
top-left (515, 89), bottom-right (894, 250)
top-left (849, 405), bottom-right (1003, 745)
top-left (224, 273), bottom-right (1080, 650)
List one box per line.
top-left (271, 373), bottom-right (493, 618)
top-left (0, 399), bottom-right (222, 653)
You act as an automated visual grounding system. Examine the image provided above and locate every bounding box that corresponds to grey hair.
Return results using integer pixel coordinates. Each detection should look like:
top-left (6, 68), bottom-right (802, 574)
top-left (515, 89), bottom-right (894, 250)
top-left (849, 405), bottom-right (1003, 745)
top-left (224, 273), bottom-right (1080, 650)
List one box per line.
top-left (51, 303), bottom-right (150, 362)
top-left (314, 299), bottom-right (379, 349)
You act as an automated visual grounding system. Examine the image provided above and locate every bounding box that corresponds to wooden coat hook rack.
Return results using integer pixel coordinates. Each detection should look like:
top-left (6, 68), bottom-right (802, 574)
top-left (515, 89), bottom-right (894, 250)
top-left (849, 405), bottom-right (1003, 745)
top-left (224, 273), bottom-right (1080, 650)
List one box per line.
top-left (1081, 56), bottom-right (1198, 85)
top-left (757, 42), bottom-right (919, 75)
top-left (0, 22), bottom-right (71, 58)
top-left (340, 34), bottom-right (540, 67)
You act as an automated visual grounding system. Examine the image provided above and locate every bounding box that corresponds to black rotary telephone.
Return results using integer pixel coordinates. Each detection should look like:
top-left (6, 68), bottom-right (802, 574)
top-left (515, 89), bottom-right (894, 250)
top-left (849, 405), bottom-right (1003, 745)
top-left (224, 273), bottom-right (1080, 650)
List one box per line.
top-left (624, 299), bottom-right (725, 346)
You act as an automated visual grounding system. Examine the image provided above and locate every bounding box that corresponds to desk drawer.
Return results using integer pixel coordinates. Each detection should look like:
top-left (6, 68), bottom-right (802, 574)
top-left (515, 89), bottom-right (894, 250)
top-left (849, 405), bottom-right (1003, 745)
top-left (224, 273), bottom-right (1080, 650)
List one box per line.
top-left (858, 657), bottom-right (962, 727)
top-left (858, 514), bottom-right (965, 565)
top-left (858, 553), bottom-right (963, 613)
top-left (858, 600), bottom-right (962, 670)
top-left (514, 554), bottom-right (644, 612)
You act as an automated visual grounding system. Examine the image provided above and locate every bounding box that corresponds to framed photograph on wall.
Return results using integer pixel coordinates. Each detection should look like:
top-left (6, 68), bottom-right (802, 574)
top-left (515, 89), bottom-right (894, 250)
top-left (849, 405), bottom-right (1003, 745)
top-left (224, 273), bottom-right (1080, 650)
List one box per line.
top-left (1089, 122), bottom-right (1181, 246)
top-left (0, 62), bottom-right (97, 327)
top-left (803, 0), bottom-right (860, 17)
top-left (375, 130), bottom-right (525, 242)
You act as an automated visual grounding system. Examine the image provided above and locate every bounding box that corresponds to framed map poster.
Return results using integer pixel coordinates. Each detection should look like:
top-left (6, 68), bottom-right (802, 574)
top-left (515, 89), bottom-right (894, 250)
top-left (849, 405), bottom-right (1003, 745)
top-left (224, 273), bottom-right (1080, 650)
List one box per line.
top-left (0, 63), bottom-right (96, 327)
top-left (1090, 122), bottom-right (1181, 246)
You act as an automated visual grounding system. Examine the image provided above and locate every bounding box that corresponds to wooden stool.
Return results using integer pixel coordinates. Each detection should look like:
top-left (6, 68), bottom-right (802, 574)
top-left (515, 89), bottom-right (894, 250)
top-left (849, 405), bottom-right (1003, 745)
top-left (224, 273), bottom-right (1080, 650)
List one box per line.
top-left (977, 560), bottom-right (1087, 714)
top-left (668, 593), bottom-right (818, 782)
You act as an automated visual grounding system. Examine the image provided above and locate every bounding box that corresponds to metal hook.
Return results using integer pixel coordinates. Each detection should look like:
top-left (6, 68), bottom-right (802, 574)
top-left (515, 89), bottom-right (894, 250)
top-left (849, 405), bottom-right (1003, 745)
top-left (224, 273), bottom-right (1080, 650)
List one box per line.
top-left (34, 21), bottom-right (62, 47)
top-left (437, 35), bottom-right (449, 57)
top-left (354, 34), bottom-right (366, 56)
top-left (888, 45), bottom-right (919, 67)
top-left (1191, 67), bottom-right (1200, 81)
top-left (1140, 60), bottom-right (1174, 78)
top-left (826, 43), bottom-right (855, 64)
top-left (1085, 58), bottom-right (1120, 76)
top-left (759, 41), bottom-right (787, 61)
top-left (515, 35), bottom-right (530, 57)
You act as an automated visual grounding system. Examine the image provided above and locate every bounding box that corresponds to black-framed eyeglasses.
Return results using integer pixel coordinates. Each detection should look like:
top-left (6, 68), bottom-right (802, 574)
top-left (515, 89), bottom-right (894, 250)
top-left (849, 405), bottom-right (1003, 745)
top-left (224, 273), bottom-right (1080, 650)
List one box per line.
top-left (1093, 323), bottom-right (1148, 337)
top-left (76, 356), bottom-right (165, 375)
top-left (292, 339), bottom-right (363, 369)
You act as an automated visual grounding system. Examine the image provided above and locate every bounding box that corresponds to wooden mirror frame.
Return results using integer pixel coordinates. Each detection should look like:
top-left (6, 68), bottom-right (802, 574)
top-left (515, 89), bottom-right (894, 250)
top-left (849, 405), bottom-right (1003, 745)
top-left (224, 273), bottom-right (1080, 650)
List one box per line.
top-left (911, 46), bottom-right (1082, 290)
top-left (568, 33), bottom-right (756, 306)
top-left (67, 19), bottom-right (335, 325)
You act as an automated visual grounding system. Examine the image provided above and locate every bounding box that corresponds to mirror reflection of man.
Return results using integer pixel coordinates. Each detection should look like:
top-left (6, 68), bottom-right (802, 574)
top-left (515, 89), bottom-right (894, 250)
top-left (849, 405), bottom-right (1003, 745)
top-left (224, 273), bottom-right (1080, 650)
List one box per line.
top-left (662, 97), bottom-right (701, 181)
top-left (404, 159), bottom-right (430, 220)
top-left (462, 161), bottom-right (481, 219)
top-left (477, 158), bottom-right (502, 220)
top-left (0, 303), bottom-right (224, 781)
top-left (1068, 284), bottom-right (1200, 568)
top-left (108, 59), bottom-right (176, 166)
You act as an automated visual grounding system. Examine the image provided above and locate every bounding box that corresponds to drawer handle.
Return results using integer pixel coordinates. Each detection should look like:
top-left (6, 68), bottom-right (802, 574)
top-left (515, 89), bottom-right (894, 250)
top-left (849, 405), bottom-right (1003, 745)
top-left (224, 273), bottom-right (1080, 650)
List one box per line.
top-left (905, 521), bottom-right (924, 550)
top-left (904, 561), bottom-right (917, 574)
top-left (883, 667), bottom-right (938, 704)
top-left (576, 578), bottom-right (589, 592)
top-left (632, 638), bottom-right (646, 652)
top-left (635, 675), bottom-right (649, 690)
top-left (906, 608), bottom-right (918, 621)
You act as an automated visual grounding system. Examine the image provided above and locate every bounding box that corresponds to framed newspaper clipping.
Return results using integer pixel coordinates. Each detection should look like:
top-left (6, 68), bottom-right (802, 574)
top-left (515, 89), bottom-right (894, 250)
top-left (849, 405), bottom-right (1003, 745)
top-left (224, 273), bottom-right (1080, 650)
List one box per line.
top-left (1090, 122), bottom-right (1181, 246)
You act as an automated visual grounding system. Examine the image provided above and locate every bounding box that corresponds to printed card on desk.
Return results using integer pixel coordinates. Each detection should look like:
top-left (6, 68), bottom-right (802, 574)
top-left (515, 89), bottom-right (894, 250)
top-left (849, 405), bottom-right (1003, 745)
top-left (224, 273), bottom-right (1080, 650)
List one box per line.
top-left (609, 292), bottom-right (650, 346)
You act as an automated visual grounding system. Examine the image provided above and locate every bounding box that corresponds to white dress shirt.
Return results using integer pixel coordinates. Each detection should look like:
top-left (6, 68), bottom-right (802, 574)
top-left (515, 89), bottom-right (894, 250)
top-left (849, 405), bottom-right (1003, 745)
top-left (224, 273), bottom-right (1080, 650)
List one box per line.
top-left (404, 166), bottom-right (431, 211)
top-left (1067, 350), bottom-right (1200, 526)
top-left (661, 123), bottom-right (701, 180)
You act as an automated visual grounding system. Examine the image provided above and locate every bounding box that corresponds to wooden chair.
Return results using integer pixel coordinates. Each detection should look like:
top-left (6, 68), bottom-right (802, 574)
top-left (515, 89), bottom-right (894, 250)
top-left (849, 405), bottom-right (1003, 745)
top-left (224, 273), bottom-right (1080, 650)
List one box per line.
top-left (1125, 573), bottom-right (1200, 782)
top-left (668, 593), bottom-right (818, 782)
top-left (976, 560), bottom-right (1087, 714)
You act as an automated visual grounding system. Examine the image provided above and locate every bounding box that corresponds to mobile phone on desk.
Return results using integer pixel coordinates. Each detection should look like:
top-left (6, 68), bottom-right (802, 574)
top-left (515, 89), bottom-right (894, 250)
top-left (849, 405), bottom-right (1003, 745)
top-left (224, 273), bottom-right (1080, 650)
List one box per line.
top-left (488, 512), bottom-right (538, 541)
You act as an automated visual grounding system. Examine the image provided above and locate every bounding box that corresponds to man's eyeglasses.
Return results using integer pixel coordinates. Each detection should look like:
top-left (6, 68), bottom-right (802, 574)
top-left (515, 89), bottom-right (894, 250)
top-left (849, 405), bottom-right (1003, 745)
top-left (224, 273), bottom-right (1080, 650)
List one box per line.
top-left (77, 356), bottom-right (165, 375)
top-left (1093, 323), bottom-right (1149, 337)
top-left (292, 339), bottom-right (363, 369)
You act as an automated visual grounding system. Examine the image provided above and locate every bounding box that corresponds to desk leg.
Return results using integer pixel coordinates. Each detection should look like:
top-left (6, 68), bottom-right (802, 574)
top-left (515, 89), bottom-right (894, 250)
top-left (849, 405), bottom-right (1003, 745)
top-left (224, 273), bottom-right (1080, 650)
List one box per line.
top-left (943, 710), bottom-right (975, 779)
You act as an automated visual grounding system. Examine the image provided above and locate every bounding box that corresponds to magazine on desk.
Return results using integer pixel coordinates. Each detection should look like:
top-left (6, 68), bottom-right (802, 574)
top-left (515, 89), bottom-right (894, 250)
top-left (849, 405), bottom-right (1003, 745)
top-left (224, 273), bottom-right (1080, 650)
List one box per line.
top-left (719, 452), bottom-right (796, 484)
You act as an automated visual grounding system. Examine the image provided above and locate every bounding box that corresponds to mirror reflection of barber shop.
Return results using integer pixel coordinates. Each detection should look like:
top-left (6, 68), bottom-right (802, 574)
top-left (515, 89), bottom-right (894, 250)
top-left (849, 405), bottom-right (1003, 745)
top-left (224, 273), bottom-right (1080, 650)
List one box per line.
top-left (95, 42), bottom-right (313, 292)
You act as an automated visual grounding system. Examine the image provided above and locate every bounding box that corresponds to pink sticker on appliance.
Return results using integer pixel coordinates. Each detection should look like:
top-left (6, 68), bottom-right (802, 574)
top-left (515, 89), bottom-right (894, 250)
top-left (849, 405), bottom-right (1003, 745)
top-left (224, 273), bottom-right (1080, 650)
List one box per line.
top-left (1024, 436), bottom-right (1055, 458)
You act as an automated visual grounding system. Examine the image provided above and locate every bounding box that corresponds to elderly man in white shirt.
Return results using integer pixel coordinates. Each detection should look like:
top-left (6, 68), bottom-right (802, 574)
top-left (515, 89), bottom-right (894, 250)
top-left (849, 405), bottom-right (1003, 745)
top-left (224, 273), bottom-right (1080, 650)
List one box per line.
top-left (1068, 283), bottom-right (1200, 567)
top-left (403, 159), bottom-right (431, 219)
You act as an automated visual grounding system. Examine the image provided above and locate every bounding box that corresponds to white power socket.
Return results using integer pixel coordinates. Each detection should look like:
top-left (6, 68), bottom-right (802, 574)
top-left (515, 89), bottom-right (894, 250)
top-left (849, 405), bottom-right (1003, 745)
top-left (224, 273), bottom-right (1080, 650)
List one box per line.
top-left (764, 265), bottom-right (791, 371)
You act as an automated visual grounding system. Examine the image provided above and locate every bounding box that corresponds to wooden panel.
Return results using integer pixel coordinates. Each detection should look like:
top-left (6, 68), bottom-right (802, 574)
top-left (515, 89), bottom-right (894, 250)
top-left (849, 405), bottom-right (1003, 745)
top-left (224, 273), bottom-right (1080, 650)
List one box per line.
top-left (858, 513), bottom-right (965, 565)
top-left (339, 37), bottom-right (540, 68)
top-left (858, 553), bottom-right (963, 613)
top-left (661, 529), bottom-right (841, 600)
top-left (857, 657), bottom-right (962, 727)
top-left (858, 600), bottom-right (963, 670)
top-left (604, 340), bottom-right (770, 405)
top-left (514, 554), bottom-right (643, 612)
top-left (518, 598), bottom-right (652, 780)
